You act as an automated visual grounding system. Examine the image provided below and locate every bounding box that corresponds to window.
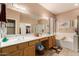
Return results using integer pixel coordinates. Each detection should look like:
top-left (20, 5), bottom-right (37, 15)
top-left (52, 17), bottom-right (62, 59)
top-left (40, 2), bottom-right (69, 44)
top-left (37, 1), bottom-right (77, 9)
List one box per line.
top-left (7, 19), bottom-right (15, 34)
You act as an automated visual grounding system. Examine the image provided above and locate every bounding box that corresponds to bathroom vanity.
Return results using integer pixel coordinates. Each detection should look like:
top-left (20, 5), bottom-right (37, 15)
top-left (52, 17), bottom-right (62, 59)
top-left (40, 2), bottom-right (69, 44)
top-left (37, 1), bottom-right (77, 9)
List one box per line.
top-left (0, 3), bottom-right (57, 56)
top-left (0, 34), bottom-right (56, 56)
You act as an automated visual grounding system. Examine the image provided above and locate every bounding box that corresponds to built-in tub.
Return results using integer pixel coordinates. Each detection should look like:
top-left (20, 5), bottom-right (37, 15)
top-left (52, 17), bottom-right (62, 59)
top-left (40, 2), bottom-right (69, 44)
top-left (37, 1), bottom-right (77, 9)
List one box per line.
top-left (56, 33), bottom-right (76, 51)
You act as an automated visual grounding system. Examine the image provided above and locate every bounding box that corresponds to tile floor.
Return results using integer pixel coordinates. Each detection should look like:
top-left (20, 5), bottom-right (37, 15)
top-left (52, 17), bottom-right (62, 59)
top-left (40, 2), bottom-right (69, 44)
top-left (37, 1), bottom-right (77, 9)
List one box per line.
top-left (44, 48), bottom-right (79, 56)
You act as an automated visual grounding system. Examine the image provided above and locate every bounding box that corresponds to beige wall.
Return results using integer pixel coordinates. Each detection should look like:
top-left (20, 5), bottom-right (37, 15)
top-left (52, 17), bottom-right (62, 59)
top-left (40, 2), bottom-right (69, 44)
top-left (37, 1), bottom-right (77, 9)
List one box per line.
top-left (20, 14), bottom-right (38, 25)
top-left (56, 8), bottom-right (79, 33)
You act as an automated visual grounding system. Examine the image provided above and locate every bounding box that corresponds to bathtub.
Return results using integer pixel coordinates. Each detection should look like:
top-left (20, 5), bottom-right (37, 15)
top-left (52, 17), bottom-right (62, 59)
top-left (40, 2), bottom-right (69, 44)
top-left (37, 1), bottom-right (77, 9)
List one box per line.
top-left (56, 32), bottom-right (77, 51)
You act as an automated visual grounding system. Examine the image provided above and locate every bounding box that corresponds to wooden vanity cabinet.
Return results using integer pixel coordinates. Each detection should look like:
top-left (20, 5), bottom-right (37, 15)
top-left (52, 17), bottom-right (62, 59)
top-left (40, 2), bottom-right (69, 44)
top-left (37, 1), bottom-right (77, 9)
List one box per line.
top-left (1, 41), bottom-right (36, 56)
top-left (0, 48), bottom-right (1, 52)
top-left (18, 42), bottom-right (35, 56)
top-left (48, 36), bottom-right (56, 48)
top-left (29, 40), bottom-right (39, 46)
top-left (43, 36), bottom-right (53, 49)
top-left (25, 40), bottom-right (39, 56)
top-left (40, 37), bottom-right (48, 41)
top-left (41, 36), bottom-right (56, 49)
top-left (10, 50), bottom-right (23, 56)
top-left (41, 37), bottom-right (50, 49)
top-left (17, 42), bottom-right (29, 56)
top-left (1, 44), bottom-right (24, 56)
top-left (1, 45), bottom-right (18, 56)
top-left (52, 36), bottom-right (56, 47)
top-left (0, 48), bottom-right (2, 56)
top-left (24, 45), bottom-right (35, 56)
top-left (0, 36), bottom-right (56, 56)
top-left (18, 42), bottom-right (28, 50)
top-left (41, 37), bottom-right (53, 49)
top-left (48, 37), bottom-right (53, 48)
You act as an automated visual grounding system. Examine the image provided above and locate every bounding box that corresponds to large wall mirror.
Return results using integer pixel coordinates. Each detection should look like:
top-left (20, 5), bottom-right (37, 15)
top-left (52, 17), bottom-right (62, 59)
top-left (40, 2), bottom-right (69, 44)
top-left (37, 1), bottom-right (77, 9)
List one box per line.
top-left (32, 24), bottom-right (49, 34)
top-left (19, 17), bottom-right (56, 35)
top-left (19, 23), bottom-right (31, 35)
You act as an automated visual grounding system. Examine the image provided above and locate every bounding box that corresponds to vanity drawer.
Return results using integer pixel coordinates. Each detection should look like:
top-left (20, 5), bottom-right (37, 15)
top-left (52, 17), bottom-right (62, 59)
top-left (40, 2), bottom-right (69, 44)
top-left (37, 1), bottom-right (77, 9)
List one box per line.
top-left (1, 45), bottom-right (18, 55)
top-left (18, 42), bottom-right (28, 50)
top-left (29, 40), bottom-right (39, 46)
top-left (40, 37), bottom-right (48, 41)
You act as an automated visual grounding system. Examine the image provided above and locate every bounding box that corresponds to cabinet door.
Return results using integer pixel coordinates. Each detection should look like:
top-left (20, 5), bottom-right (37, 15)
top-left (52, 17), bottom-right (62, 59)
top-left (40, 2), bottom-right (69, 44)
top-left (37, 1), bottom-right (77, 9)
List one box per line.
top-left (0, 48), bottom-right (2, 56)
top-left (10, 50), bottom-right (23, 56)
top-left (52, 36), bottom-right (56, 47)
top-left (24, 46), bottom-right (35, 56)
top-left (1, 45), bottom-right (17, 55)
top-left (41, 40), bottom-right (49, 49)
top-left (48, 37), bottom-right (53, 48)
top-left (42, 37), bottom-right (53, 49)
top-left (28, 46), bottom-right (35, 56)
top-left (18, 42), bottom-right (28, 50)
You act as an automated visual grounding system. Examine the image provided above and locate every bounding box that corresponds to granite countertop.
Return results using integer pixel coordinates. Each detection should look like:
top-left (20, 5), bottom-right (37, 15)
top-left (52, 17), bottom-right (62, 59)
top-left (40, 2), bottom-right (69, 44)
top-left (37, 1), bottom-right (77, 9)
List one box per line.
top-left (0, 34), bottom-right (53, 48)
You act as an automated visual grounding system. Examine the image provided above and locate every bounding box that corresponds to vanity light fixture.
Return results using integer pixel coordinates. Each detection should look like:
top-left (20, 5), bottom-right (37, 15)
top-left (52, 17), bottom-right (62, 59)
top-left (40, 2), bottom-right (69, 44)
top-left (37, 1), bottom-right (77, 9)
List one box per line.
top-left (41, 16), bottom-right (49, 20)
top-left (12, 4), bottom-right (29, 14)
top-left (41, 14), bottom-right (49, 20)
top-left (13, 4), bottom-right (26, 11)
top-left (74, 3), bottom-right (79, 6)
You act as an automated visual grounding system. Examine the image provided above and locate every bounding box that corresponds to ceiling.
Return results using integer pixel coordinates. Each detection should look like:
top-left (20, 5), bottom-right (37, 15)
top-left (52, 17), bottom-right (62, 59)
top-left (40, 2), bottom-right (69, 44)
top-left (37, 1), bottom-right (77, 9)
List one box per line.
top-left (6, 3), bottom-right (54, 20)
top-left (6, 3), bottom-right (79, 18)
top-left (40, 3), bottom-right (79, 15)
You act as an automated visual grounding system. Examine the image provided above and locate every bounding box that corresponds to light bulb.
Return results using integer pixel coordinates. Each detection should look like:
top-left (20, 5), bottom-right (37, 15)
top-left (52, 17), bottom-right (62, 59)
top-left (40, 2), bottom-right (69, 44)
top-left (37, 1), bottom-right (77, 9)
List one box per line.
top-left (74, 3), bottom-right (79, 6)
